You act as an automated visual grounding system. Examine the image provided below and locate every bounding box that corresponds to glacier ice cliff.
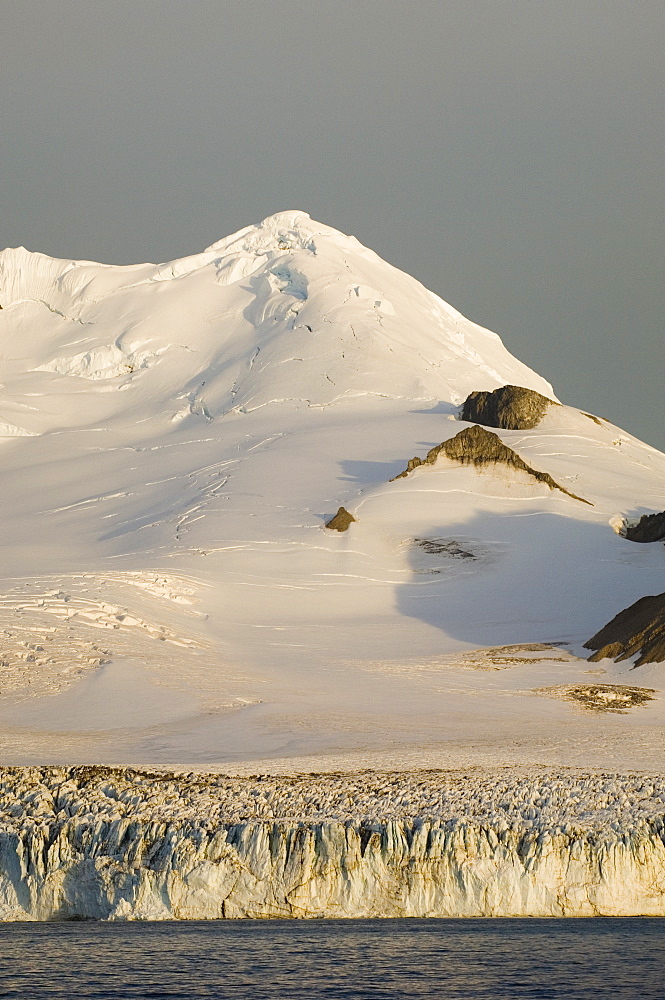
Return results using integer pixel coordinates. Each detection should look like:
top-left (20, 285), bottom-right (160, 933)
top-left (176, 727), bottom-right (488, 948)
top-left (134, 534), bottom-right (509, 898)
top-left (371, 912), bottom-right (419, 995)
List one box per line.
top-left (1, 767), bottom-right (665, 919)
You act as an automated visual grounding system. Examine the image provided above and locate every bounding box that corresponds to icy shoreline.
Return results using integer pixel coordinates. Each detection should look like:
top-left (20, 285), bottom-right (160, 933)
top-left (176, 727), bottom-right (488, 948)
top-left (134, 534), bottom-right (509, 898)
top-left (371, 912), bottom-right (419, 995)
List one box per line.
top-left (2, 767), bottom-right (665, 919)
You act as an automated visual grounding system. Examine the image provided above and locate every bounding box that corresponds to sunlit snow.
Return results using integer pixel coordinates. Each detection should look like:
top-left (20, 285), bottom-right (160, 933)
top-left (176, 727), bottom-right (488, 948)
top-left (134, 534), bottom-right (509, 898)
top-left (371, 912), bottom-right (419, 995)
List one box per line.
top-left (0, 211), bottom-right (663, 770)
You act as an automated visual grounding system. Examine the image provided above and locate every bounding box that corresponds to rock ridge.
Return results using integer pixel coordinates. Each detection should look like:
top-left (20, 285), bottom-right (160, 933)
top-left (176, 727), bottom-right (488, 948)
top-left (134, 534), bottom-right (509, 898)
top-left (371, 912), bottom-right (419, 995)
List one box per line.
top-left (392, 425), bottom-right (591, 504)
top-left (585, 592), bottom-right (665, 667)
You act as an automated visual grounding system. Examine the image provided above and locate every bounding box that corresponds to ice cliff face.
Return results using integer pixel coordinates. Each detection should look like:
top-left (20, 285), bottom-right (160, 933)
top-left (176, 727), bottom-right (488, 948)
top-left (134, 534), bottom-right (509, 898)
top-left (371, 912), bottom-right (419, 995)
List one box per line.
top-left (2, 767), bottom-right (665, 919)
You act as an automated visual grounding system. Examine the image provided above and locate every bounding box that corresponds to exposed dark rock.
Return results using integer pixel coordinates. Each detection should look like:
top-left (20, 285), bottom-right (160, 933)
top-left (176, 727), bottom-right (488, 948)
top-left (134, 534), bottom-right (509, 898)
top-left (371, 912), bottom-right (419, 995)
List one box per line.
top-left (325, 506), bottom-right (356, 531)
top-left (624, 511), bottom-right (665, 543)
top-left (392, 424), bottom-right (591, 504)
top-left (460, 384), bottom-right (555, 430)
top-left (582, 412), bottom-right (604, 426)
top-left (585, 592), bottom-right (665, 666)
top-left (415, 538), bottom-right (475, 559)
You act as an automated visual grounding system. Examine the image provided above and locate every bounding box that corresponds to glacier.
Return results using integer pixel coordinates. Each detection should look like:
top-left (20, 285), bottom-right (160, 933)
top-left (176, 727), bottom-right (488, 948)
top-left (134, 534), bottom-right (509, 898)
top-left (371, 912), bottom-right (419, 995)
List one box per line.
top-left (0, 210), bottom-right (664, 924)
top-left (1, 767), bottom-right (665, 920)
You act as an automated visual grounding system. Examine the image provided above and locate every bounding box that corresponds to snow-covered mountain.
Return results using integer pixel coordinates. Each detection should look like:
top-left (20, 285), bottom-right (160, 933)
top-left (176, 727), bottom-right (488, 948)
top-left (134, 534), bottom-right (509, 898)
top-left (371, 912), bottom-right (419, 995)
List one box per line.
top-left (0, 211), bottom-right (663, 770)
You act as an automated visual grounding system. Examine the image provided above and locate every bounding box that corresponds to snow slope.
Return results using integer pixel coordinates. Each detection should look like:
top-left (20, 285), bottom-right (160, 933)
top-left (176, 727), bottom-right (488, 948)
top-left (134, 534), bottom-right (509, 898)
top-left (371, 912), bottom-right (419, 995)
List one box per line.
top-left (0, 211), bottom-right (663, 770)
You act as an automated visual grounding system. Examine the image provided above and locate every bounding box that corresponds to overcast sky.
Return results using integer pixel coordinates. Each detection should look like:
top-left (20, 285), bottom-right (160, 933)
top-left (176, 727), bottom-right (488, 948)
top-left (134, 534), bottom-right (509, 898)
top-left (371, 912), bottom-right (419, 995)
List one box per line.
top-left (2, 1), bottom-right (663, 448)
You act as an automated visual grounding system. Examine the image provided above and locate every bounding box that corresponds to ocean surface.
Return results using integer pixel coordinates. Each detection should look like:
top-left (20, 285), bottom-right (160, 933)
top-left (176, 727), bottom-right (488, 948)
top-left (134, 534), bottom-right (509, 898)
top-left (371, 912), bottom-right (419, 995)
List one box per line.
top-left (0, 918), bottom-right (662, 999)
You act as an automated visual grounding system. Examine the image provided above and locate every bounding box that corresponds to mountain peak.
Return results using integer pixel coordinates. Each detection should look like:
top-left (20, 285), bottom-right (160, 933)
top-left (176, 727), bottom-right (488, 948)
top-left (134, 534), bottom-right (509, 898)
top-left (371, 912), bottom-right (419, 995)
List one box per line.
top-left (203, 209), bottom-right (361, 258)
top-left (0, 213), bottom-right (555, 426)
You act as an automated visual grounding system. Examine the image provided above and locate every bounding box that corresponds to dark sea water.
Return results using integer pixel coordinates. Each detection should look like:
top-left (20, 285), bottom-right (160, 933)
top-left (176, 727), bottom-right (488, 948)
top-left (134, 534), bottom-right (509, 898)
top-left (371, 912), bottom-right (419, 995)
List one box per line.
top-left (0, 918), bottom-right (662, 999)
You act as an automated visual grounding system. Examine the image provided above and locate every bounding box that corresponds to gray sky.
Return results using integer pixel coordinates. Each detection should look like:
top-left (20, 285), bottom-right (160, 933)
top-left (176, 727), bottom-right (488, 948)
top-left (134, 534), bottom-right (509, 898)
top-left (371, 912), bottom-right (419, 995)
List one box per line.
top-left (2, 0), bottom-right (663, 448)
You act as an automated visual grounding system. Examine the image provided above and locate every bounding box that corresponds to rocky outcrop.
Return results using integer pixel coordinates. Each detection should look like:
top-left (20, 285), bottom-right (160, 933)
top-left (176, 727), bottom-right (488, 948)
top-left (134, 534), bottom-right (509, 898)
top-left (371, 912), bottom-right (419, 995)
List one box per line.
top-left (392, 425), bottom-right (591, 504)
top-left (624, 511), bottom-right (665, 543)
top-left (460, 385), bottom-right (556, 430)
top-left (1, 767), bottom-right (665, 919)
top-left (585, 592), bottom-right (665, 666)
top-left (582, 412), bottom-right (604, 426)
top-left (325, 507), bottom-right (356, 531)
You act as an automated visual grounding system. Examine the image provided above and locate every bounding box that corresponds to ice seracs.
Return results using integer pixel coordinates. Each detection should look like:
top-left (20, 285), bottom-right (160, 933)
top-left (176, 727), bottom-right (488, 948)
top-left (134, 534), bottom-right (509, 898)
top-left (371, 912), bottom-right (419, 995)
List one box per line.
top-left (2, 767), bottom-right (665, 919)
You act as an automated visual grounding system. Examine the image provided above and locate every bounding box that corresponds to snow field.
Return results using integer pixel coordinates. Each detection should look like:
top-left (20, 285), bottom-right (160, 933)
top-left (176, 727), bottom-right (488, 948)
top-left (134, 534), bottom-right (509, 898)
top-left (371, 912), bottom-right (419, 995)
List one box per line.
top-left (0, 211), bottom-right (662, 770)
